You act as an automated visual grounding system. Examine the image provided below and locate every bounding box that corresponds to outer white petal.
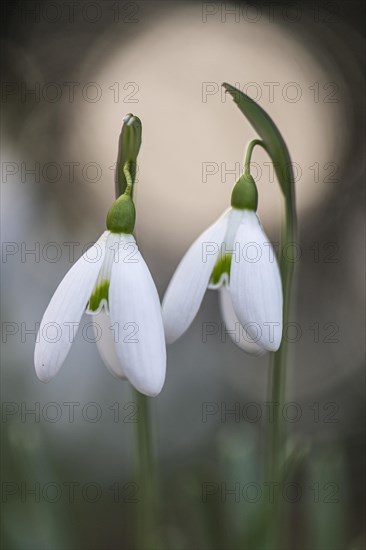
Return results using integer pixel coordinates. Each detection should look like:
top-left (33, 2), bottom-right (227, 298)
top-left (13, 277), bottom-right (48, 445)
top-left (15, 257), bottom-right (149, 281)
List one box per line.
top-left (93, 311), bottom-right (126, 379)
top-left (230, 211), bottom-right (283, 351)
top-left (162, 212), bottom-right (229, 344)
top-left (219, 286), bottom-right (266, 355)
top-left (109, 234), bottom-right (166, 396)
top-left (34, 232), bottom-right (108, 382)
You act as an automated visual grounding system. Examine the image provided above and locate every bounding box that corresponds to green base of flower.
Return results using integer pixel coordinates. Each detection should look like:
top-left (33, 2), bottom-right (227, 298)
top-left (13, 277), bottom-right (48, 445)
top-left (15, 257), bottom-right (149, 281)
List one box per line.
top-left (231, 173), bottom-right (258, 211)
top-left (106, 193), bottom-right (136, 234)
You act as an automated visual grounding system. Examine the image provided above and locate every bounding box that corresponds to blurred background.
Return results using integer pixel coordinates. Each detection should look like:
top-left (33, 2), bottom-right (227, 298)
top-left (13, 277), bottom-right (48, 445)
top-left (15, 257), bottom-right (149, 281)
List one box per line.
top-left (1, 0), bottom-right (365, 548)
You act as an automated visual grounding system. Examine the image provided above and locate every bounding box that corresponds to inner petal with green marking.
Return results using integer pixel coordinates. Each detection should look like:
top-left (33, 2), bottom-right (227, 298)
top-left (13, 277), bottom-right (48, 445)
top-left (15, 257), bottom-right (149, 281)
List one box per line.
top-left (87, 279), bottom-right (110, 313)
top-left (86, 232), bottom-right (121, 315)
top-left (208, 253), bottom-right (232, 289)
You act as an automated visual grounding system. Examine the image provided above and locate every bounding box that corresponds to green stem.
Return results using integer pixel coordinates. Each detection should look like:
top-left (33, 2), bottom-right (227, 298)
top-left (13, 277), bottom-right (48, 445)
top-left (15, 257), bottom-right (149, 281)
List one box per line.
top-left (243, 139), bottom-right (264, 175)
top-left (123, 162), bottom-right (133, 196)
top-left (133, 389), bottom-right (160, 550)
top-left (247, 141), bottom-right (298, 546)
top-left (114, 152), bottom-right (159, 549)
top-left (266, 195), bottom-right (297, 546)
top-left (243, 140), bottom-right (298, 486)
top-left (241, 139), bottom-right (298, 546)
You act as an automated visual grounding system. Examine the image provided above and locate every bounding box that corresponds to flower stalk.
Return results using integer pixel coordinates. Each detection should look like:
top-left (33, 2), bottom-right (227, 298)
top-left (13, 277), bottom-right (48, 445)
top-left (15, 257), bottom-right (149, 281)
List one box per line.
top-left (114, 116), bottom-right (160, 549)
top-left (133, 389), bottom-right (160, 549)
top-left (249, 146), bottom-right (297, 544)
top-left (266, 191), bottom-right (297, 545)
top-left (223, 83), bottom-right (298, 547)
top-left (243, 138), bottom-right (263, 176)
top-left (268, 200), bottom-right (297, 479)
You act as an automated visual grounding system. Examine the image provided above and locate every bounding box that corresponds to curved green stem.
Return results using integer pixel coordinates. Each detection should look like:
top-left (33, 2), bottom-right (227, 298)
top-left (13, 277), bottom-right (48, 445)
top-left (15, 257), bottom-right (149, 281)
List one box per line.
top-left (123, 161), bottom-right (133, 197)
top-left (243, 139), bottom-right (264, 175)
top-left (241, 139), bottom-right (298, 492)
top-left (242, 135), bottom-right (298, 497)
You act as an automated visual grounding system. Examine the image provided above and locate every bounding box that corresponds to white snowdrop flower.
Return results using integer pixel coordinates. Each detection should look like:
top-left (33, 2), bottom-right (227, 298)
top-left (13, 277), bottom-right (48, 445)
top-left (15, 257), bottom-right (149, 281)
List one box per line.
top-left (162, 172), bottom-right (283, 353)
top-left (35, 181), bottom-right (166, 397)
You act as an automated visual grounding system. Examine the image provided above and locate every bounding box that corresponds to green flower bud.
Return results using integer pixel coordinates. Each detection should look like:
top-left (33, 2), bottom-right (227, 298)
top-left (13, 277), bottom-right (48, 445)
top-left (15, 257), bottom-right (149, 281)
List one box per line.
top-left (231, 172), bottom-right (258, 211)
top-left (115, 114), bottom-right (142, 198)
top-left (106, 193), bottom-right (136, 234)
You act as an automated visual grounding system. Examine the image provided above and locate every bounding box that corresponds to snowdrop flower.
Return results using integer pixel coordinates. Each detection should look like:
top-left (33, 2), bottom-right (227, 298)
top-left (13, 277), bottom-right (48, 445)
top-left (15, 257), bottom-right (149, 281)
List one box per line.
top-left (35, 166), bottom-right (166, 396)
top-left (162, 170), bottom-right (283, 353)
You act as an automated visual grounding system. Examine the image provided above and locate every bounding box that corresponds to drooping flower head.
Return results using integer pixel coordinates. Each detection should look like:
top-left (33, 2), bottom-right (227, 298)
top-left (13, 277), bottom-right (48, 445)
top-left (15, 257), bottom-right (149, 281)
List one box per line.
top-left (162, 145), bottom-right (283, 354)
top-left (35, 116), bottom-right (166, 396)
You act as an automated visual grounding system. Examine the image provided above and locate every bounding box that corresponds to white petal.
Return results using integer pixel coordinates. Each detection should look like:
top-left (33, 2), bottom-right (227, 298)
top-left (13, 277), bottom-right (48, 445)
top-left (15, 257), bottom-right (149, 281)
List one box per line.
top-left (230, 211), bottom-right (283, 351)
top-left (109, 234), bottom-right (166, 396)
top-left (92, 311), bottom-right (126, 379)
top-left (219, 287), bottom-right (266, 355)
top-left (34, 232), bottom-right (108, 382)
top-left (162, 212), bottom-right (229, 343)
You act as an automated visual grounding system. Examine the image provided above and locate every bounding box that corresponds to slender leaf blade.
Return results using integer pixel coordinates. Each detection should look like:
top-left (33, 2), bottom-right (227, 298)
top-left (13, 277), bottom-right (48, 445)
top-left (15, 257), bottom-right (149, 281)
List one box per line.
top-left (222, 82), bottom-right (294, 199)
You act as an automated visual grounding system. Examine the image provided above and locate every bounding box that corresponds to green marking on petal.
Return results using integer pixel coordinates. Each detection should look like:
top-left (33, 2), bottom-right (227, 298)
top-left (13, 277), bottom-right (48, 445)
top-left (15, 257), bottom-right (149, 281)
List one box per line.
top-left (88, 279), bottom-right (110, 312)
top-left (210, 253), bottom-right (232, 287)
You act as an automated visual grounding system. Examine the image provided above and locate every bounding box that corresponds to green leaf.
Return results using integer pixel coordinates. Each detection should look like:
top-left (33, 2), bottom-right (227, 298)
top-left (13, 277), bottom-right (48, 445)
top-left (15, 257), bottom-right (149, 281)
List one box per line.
top-left (222, 82), bottom-right (294, 201)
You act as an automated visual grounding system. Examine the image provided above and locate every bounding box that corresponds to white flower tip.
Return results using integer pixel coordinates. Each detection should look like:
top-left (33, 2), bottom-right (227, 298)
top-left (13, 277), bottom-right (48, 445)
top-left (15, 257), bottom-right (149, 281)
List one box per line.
top-left (133, 371), bottom-right (166, 397)
top-left (34, 343), bottom-right (62, 383)
top-left (36, 370), bottom-right (52, 384)
top-left (241, 341), bottom-right (268, 356)
top-left (121, 345), bottom-right (166, 397)
top-left (256, 325), bottom-right (283, 352)
top-left (145, 386), bottom-right (163, 398)
top-left (162, 318), bottom-right (180, 346)
top-left (161, 295), bottom-right (184, 345)
top-left (262, 336), bottom-right (282, 353)
top-left (102, 359), bottom-right (126, 380)
top-left (34, 359), bottom-right (55, 384)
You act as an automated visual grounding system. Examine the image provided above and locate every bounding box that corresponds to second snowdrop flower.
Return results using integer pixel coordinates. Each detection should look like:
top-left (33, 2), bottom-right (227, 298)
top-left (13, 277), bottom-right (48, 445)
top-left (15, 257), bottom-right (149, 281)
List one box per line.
top-left (162, 152), bottom-right (283, 353)
top-left (35, 155), bottom-right (166, 396)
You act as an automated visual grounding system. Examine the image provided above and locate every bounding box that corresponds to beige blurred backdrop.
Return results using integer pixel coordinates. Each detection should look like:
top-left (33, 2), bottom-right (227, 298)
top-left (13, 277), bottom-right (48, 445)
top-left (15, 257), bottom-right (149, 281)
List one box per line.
top-left (1, 1), bottom-right (365, 549)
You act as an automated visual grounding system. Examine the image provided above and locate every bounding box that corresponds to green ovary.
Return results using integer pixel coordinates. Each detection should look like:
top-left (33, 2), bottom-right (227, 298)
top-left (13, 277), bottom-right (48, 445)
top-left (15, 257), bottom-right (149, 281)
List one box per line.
top-left (88, 279), bottom-right (110, 312)
top-left (210, 253), bottom-right (232, 286)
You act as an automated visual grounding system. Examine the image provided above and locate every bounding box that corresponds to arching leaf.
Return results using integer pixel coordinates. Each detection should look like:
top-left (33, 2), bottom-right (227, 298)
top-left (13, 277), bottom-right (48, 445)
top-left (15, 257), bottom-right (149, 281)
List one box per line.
top-left (222, 82), bottom-right (295, 202)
